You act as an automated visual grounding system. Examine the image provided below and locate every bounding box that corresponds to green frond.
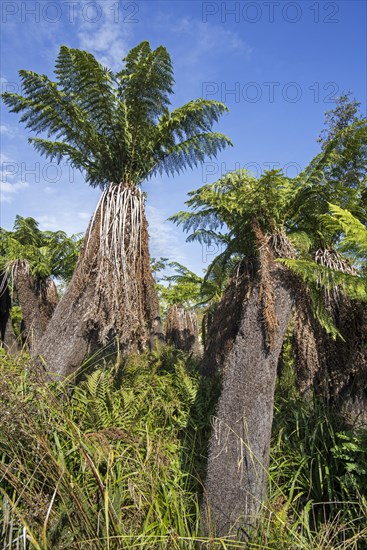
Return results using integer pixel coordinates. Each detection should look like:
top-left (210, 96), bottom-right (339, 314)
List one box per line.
top-left (117, 41), bottom-right (174, 121)
top-left (29, 137), bottom-right (88, 167)
top-left (308, 284), bottom-right (342, 339)
top-left (0, 236), bottom-right (52, 279)
top-left (297, 122), bottom-right (363, 189)
top-left (186, 229), bottom-right (230, 246)
top-left (154, 132), bottom-right (232, 177)
top-left (158, 99), bottom-right (229, 139)
top-left (171, 169), bottom-right (293, 262)
top-left (279, 258), bottom-right (367, 302)
top-left (12, 215), bottom-right (43, 247)
top-left (203, 242), bottom-right (241, 282)
top-left (165, 262), bottom-right (202, 284)
top-left (288, 231), bottom-right (313, 254)
top-left (291, 119), bottom-right (367, 247)
top-left (55, 47), bottom-right (117, 123)
top-left (323, 204), bottom-right (367, 260)
top-left (168, 208), bottom-right (222, 235)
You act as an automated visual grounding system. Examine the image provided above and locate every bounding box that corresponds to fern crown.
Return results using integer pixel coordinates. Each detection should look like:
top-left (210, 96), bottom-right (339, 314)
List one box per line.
top-left (2, 41), bottom-right (232, 189)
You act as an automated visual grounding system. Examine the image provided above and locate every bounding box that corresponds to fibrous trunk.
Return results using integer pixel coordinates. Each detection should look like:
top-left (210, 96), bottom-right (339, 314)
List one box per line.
top-left (12, 263), bottom-right (58, 351)
top-left (34, 185), bottom-right (161, 379)
top-left (292, 249), bottom-right (367, 425)
top-left (0, 272), bottom-right (11, 346)
top-left (202, 310), bottom-right (214, 352)
top-left (201, 248), bottom-right (294, 538)
top-left (292, 289), bottom-right (321, 396)
top-left (293, 290), bottom-right (367, 425)
top-left (4, 320), bottom-right (19, 352)
top-left (338, 301), bottom-right (367, 426)
top-left (165, 305), bottom-right (200, 354)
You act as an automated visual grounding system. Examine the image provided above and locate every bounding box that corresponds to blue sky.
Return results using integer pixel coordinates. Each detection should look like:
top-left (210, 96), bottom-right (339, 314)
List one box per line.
top-left (1, 0), bottom-right (366, 275)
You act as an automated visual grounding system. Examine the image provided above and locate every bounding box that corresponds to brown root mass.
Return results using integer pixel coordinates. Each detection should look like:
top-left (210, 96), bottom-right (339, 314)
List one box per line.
top-left (34, 185), bottom-right (161, 379)
top-left (165, 305), bottom-right (200, 354)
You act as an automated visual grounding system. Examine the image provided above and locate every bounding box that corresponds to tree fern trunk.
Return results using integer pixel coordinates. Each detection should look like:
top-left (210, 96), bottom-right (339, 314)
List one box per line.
top-left (0, 272), bottom-right (11, 345)
top-left (165, 305), bottom-right (200, 354)
top-left (13, 265), bottom-right (58, 350)
top-left (292, 291), bottom-right (321, 396)
top-left (34, 185), bottom-right (161, 379)
top-left (293, 291), bottom-right (367, 425)
top-left (4, 319), bottom-right (19, 352)
top-left (202, 310), bottom-right (214, 352)
top-left (201, 259), bottom-right (294, 539)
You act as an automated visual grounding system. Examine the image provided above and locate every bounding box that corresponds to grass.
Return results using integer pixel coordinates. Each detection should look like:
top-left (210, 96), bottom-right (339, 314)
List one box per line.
top-left (0, 346), bottom-right (367, 549)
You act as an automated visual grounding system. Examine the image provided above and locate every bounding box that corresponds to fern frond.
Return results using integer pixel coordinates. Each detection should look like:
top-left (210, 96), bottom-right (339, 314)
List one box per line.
top-left (279, 258), bottom-right (367, 302)
top-left (154, 132), bottom-right (232, 177)
top-left (323, 204), bottom-right (367, 259)
top-left (168, 208), bottom-right (222, 234)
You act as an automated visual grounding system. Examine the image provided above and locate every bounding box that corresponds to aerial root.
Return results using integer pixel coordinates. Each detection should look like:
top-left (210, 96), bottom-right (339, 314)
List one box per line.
top-left (86, 184), bottom-right (145, 343)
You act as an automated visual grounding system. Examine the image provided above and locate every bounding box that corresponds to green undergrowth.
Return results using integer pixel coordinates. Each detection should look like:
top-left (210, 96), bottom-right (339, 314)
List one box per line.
top-left (266, 364), bottom-right (367, 549)
top-left (0, 347), bottom-right (367, 549)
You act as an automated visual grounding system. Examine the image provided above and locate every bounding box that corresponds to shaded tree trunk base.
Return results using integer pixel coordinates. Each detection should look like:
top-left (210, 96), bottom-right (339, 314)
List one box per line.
top-left (201, 258), bottom-right (294, 538)
top-left (165, 305), bottom-right (200, 354)
top-left (3, 320), bottom-right (20, 353)
top-left (14, 264), bottom-right (58, 351)
top-left (0, 272), bottom-right (11, 345)
top-left (293, 291), bottom-right (367, 426)
top-left (0, 273), bottom-right (21, 353)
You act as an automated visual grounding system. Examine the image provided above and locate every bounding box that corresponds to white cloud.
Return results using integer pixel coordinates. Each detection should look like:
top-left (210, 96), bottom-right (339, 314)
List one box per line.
top-left (77, 2), bottom-right (131, 70)
top-left (0, 181), bottom-right (29, 203)
top-left (0, 152), bottom-right (12, 164)
top-left (145, 204), bottom-right (186, 263)
top-left (35, 215), bottom-right (60, 231)
top-left (191, 22), bottom-right (249, 56)
top-left (1, 152), bottom-right (20, 184)
top-left (33, 207), bottom-right (94, 236)
top-left (0, 124), bottom-right (17, 137)
top-left (155, 15), bottom-right (252, 63)
top-left (78, 211), bottom-right (91, 220)
top-left (36, 213), bottom-right (89, 234)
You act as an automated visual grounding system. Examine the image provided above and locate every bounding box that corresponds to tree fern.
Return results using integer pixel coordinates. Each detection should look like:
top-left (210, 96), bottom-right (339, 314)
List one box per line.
top-left (2, 42), bottom-right (232, 374)
top-left (170, 122), bottom-right (367, 338)
top-left (0, 216), bottom-right (80, 282)
top-left (170, 169), bottom-right (295, 268)
top-left (280, 203), bottom-right (367, 310)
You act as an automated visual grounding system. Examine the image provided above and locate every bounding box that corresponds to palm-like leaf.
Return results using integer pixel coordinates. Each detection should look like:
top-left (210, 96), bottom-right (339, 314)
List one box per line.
top-left (2, 42), bottom-right (231, 189)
